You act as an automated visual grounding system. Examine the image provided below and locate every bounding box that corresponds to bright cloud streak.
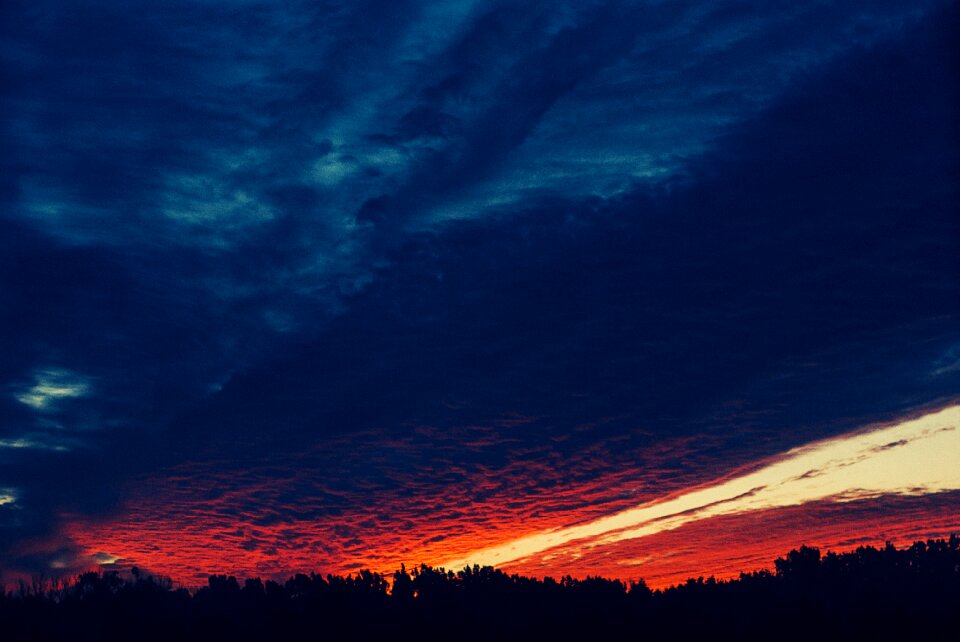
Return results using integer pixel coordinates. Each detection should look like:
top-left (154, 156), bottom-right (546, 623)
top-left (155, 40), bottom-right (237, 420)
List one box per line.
top-left (0, 437), bottom-right (68, 451)
top-left (14, 369), bottom-right (90, 411)
top-left (442, 405), bottom-right (960, 570)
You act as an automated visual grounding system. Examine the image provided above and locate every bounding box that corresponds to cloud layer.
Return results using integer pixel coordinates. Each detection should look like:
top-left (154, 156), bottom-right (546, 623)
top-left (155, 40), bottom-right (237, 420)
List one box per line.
top-left (442, 405), bottom-right (960, 571)
top-left (1, 0), bottom-right (958, 581)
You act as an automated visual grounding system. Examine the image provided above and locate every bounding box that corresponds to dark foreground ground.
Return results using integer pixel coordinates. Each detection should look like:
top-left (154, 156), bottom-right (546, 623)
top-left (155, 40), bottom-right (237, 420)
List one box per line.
top-left (2, 537), bottom-right (958, 641)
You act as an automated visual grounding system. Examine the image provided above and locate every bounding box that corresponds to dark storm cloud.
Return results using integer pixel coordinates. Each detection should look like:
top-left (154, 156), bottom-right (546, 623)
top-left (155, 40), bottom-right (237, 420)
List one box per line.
top-left (353, 0), bottom-right (935, 228)
top-left (196, 0), bottom-right (959, 446)
top-left (356, 1), bottom-right (651, 224)
top-left (0, 0), bottom-right (957, 576)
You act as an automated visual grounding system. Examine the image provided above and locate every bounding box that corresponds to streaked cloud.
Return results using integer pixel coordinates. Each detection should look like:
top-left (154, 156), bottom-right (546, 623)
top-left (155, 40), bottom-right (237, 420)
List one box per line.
top-left (0, 437), bottom-right (69, 452)
top-left (442, 405), bottom-right (960, 570)
top-left (14, 369), bottom-right (90, 412)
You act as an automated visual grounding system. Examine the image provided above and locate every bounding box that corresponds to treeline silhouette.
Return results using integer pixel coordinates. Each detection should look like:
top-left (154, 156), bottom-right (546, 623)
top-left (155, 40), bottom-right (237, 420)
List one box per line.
top-left (2, 537), bottom-right (958, 641)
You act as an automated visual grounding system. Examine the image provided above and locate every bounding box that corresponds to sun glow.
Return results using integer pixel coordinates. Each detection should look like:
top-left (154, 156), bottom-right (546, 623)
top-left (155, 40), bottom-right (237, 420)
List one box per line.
top-left (442, 405), bottom-right (960, 570)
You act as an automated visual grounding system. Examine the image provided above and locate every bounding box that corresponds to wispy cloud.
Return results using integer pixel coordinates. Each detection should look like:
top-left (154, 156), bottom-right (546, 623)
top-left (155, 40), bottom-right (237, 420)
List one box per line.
top-left (14, 369), bottom-right (90, 412)
top-left (0, 437), bottom-right (69, 452)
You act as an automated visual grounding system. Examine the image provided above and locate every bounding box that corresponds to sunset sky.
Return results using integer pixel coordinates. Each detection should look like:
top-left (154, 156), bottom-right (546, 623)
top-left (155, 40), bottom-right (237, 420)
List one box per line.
top-left (1, 1), bottom-right (958, 589)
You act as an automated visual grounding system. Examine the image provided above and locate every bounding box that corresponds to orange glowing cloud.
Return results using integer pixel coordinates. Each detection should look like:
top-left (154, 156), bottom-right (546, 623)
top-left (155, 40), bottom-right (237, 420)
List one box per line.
top-left (503, 491), bottom-right (960, 588)
top-left (441, 405), bottom-right (960, 571)
top-left (61, 405), bottom-right (960, 588)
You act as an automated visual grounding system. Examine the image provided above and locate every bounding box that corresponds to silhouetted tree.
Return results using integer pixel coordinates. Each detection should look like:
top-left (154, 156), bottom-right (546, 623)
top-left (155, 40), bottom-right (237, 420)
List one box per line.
top-left (1, 537), bottom-right (957, 641)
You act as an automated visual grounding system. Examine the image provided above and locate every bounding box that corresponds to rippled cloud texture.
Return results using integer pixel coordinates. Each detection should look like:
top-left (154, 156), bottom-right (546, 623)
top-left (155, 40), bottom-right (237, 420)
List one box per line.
top-left (1, 1), bottom-right (958, 584)
top-left (443, 406), bottom-right (960, 571)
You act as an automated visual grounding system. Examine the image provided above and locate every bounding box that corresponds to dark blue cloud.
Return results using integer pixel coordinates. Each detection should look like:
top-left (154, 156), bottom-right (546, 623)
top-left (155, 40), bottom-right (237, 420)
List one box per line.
top-left (192, 0), bottom-right (958, 447)
top-left (0, 0), bottom-right (956, 575)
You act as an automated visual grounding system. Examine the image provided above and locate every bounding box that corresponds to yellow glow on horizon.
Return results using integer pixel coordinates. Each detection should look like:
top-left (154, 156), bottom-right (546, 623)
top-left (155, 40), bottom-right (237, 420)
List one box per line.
top-left (441, 404), bottom-right (960, 571)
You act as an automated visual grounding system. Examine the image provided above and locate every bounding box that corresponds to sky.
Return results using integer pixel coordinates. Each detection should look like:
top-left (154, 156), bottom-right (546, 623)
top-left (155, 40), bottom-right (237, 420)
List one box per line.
top-left (1, 0), bottom-right (958, 588)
